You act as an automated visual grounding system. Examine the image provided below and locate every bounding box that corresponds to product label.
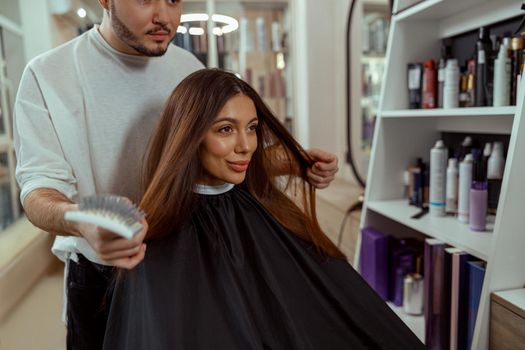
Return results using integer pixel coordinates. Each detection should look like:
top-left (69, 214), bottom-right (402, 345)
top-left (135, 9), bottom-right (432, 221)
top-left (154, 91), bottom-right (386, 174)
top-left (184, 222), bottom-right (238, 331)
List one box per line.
top-left (408, 67), bottom-right (421, 89)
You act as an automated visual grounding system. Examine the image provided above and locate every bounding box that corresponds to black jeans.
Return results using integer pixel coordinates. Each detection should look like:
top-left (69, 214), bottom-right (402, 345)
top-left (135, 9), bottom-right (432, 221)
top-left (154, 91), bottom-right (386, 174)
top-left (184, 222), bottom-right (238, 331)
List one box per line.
top-left (66, 254), bottom-right (114, 350)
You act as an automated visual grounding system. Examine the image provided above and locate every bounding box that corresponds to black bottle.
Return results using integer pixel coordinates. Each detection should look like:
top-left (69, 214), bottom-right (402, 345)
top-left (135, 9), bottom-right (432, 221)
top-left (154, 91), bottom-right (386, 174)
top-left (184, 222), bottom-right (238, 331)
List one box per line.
top-left (475, 27), bottom-right (493, 106)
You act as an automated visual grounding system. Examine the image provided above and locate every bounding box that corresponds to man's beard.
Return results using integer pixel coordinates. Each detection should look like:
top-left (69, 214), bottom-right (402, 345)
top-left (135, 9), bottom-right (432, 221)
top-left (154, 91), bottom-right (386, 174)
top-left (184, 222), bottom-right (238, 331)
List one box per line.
top-left (110, 3), bottom-right (171, 57)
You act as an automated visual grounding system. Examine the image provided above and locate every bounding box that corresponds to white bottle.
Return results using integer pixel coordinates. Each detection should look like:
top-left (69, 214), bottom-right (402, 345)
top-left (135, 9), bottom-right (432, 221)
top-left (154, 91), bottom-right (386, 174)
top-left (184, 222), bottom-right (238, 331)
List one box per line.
top-left (430, 140), bottom-right (447, 217)
top-left (493, 42), bottom-right (511, 106)
top-left (443, 59), bottom-right (459, 109)
top-left (458, 154), bottom-right (474, 223)
top-left (446, 158), bottom-right (458, 213)
top-left (488, 142), bottom-right (505, 180)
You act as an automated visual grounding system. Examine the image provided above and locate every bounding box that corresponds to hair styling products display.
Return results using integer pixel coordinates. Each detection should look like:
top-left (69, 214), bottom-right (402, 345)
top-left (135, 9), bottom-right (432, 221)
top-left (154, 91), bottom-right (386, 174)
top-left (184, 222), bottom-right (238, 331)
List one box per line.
top-left (430, 140), bottom-right (447, 217)
top-left (406, 22), bottom-right (525, 111)
top-left (458, 154), bottom-right (474, 223)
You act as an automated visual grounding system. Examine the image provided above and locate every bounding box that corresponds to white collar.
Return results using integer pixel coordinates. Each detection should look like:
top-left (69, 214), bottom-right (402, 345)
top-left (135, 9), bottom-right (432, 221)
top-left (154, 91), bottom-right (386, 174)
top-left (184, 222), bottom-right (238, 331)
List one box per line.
top-left (193, 183), bottom-right (234, 195)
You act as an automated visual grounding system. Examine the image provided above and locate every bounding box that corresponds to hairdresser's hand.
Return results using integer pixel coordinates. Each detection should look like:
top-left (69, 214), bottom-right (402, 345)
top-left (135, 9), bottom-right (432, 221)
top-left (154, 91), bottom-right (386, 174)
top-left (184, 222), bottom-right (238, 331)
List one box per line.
top-left (305, 148), bottom-right (338, 189)
top-left (77, 219), bottom-right (148, 269)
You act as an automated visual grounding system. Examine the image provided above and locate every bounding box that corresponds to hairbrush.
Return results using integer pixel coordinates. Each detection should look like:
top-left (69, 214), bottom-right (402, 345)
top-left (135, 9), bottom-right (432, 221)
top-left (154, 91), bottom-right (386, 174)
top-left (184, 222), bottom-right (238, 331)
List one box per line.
top-left (64, 195), bottom-right (145, 239)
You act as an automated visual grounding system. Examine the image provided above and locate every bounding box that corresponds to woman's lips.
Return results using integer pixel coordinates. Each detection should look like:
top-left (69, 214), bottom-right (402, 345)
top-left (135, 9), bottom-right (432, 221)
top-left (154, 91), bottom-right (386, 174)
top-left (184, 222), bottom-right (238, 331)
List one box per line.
top-left (227, 160), bottom-right (250, 172)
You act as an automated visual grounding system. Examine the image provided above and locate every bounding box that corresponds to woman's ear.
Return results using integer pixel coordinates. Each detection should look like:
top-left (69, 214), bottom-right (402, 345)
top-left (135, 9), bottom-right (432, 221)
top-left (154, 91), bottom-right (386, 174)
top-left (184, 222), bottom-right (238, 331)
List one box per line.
top-left (98, 0), bottom-right (110, 11)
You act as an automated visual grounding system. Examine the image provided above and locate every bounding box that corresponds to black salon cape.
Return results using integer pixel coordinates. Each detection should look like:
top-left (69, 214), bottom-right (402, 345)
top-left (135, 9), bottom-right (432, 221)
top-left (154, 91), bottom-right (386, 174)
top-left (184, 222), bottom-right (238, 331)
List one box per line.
top-left (103, 185), bottom-right (424, 350)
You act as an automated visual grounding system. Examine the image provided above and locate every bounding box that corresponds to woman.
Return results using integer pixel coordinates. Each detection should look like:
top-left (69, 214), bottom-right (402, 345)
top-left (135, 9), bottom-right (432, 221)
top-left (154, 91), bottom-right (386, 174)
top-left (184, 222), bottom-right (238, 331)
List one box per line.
top-left (103, 69), bottom-right (424, 349)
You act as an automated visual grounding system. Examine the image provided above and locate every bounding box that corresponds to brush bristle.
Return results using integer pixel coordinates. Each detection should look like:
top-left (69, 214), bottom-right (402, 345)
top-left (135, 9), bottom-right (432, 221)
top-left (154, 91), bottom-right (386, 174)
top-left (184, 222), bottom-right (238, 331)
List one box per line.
top-left (78, 195), bottom-right (144, 227)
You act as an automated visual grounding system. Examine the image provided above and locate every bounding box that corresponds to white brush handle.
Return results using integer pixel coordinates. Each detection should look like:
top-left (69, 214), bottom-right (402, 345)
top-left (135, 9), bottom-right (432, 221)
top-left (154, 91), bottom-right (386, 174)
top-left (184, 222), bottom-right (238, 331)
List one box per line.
top-left (64, 211), bottom-right (143, 240)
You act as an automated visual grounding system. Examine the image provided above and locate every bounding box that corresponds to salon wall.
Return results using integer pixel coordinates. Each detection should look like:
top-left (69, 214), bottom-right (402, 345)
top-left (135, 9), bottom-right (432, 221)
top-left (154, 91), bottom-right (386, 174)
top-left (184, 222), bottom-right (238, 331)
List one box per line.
top-left (19, 0), bottom-right (78, 63)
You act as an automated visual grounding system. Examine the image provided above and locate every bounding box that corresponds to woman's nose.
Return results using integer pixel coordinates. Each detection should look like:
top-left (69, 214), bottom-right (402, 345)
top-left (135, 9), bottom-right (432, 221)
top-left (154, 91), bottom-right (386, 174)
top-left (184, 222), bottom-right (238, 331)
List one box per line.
top-left (235, 132), bottom-right (250, 153)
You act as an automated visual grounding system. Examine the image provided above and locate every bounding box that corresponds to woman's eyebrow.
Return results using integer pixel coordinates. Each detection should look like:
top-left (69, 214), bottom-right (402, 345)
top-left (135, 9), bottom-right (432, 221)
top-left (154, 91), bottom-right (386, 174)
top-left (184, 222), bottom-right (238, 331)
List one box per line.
top-left (213, 117), bottom-right (259, 124)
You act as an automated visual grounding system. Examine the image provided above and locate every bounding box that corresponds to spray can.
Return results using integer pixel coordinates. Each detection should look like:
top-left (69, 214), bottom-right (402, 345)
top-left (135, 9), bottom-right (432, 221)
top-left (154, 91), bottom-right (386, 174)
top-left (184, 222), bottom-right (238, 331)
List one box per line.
top-left (446, 158), bottom-right (458, 214)
top-left (430, 140), bottom-right (447, 217)
top-left (443, 59), bottom-right (459, 108)
top-left (458, 154), bottom-right (473, 223)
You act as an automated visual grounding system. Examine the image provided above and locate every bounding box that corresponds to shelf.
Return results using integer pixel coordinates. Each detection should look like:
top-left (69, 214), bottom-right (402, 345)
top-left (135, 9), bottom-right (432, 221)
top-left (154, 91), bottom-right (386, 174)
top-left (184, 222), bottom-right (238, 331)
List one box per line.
top-left (381, 106), bottom-right (516, 118)
top-left (396, 0), bottom-right (495, 22)
top-left (387, 302), bottom-right (425, 343)
top-left (395, 0), bottom-right (520, 38)
top-left (366, 199), bottom-right (493, 261)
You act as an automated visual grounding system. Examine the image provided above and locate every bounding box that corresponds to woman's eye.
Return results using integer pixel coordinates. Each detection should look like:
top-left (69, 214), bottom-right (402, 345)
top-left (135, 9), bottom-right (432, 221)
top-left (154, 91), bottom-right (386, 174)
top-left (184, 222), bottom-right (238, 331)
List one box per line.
top-left (167, 0), bottom-right (180, 4)
top-left (248, 123), bottom-right (259, 132)
top-left (218, 125), bottom-right (233, 134)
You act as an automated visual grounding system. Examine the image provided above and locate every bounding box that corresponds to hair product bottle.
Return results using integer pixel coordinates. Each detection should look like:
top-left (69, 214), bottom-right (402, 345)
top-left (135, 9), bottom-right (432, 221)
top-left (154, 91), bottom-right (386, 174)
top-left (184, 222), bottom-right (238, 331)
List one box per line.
top-left (475, 27), bottom-right (493, 106)
top-left (459, 68), bottom-right (470, 107)
top-left (438, 44), bottom-right (451, 108)
top-left (446, 158), bottom-right (458, 214)
top-left (458, 154), bottom-right (473, 223)
top-left (430, 140), bottom-right (447, 217)
top-left (510, 37), bottom-right (524, 105)
top-left (493, 38), bottom-right (511, 106)
top-left (469, 155), bottom-right (488, 231)
top-left (443, 59), bottom-right (459, 108)
top-left (466, 59), bottom-right (476, 107)
top-left (422, 60), bottom-right (437, 108)
top-left (408, 63), bottom-right (423, 109)
top-left (487, 142), bottom-right (505, 215)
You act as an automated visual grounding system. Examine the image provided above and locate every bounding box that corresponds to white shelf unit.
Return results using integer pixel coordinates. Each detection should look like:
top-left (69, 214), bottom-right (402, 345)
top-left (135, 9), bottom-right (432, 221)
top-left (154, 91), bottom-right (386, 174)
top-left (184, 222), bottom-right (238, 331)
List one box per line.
top-left (357, 1), bottom-right (525, 349)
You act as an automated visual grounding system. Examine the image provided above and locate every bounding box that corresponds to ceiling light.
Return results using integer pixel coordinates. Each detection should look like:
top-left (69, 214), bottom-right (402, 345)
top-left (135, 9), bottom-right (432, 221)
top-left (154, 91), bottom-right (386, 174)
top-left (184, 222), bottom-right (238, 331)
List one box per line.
top-left (189, 27), bottom-right (205, 36)
top-left (178, 13), bottom-right (239, 36)
top-left (77, 8), bottom-right (87, 18)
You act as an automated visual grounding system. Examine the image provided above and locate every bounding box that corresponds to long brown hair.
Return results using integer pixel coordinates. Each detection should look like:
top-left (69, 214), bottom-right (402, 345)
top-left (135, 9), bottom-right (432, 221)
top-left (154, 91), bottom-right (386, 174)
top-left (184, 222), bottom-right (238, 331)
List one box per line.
top-left (140, 68), bottom-right (344, 259)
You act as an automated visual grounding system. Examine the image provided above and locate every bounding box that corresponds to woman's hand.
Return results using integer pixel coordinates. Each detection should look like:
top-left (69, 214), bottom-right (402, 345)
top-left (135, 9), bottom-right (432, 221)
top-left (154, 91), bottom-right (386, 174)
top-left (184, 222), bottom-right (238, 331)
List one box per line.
top-left (305, 148), bottom-right (338, 189)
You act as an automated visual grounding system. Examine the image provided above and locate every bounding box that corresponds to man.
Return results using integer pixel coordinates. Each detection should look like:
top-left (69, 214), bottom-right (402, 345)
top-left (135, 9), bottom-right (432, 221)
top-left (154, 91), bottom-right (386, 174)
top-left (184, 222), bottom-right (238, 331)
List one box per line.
top-left (13, 0), bottom-right (338, 349)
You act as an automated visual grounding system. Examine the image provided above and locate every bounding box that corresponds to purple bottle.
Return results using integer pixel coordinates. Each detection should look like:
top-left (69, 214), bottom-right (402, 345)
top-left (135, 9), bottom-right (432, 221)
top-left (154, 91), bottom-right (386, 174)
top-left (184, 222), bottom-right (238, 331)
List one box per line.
top-left (469, 155), bottom-right (488, 231)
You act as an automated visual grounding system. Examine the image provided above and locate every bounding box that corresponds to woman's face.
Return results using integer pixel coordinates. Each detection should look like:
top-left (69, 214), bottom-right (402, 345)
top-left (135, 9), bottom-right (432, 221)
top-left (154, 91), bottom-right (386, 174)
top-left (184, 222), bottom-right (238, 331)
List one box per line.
top-left (199, 93), bottom-right (259, 185)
